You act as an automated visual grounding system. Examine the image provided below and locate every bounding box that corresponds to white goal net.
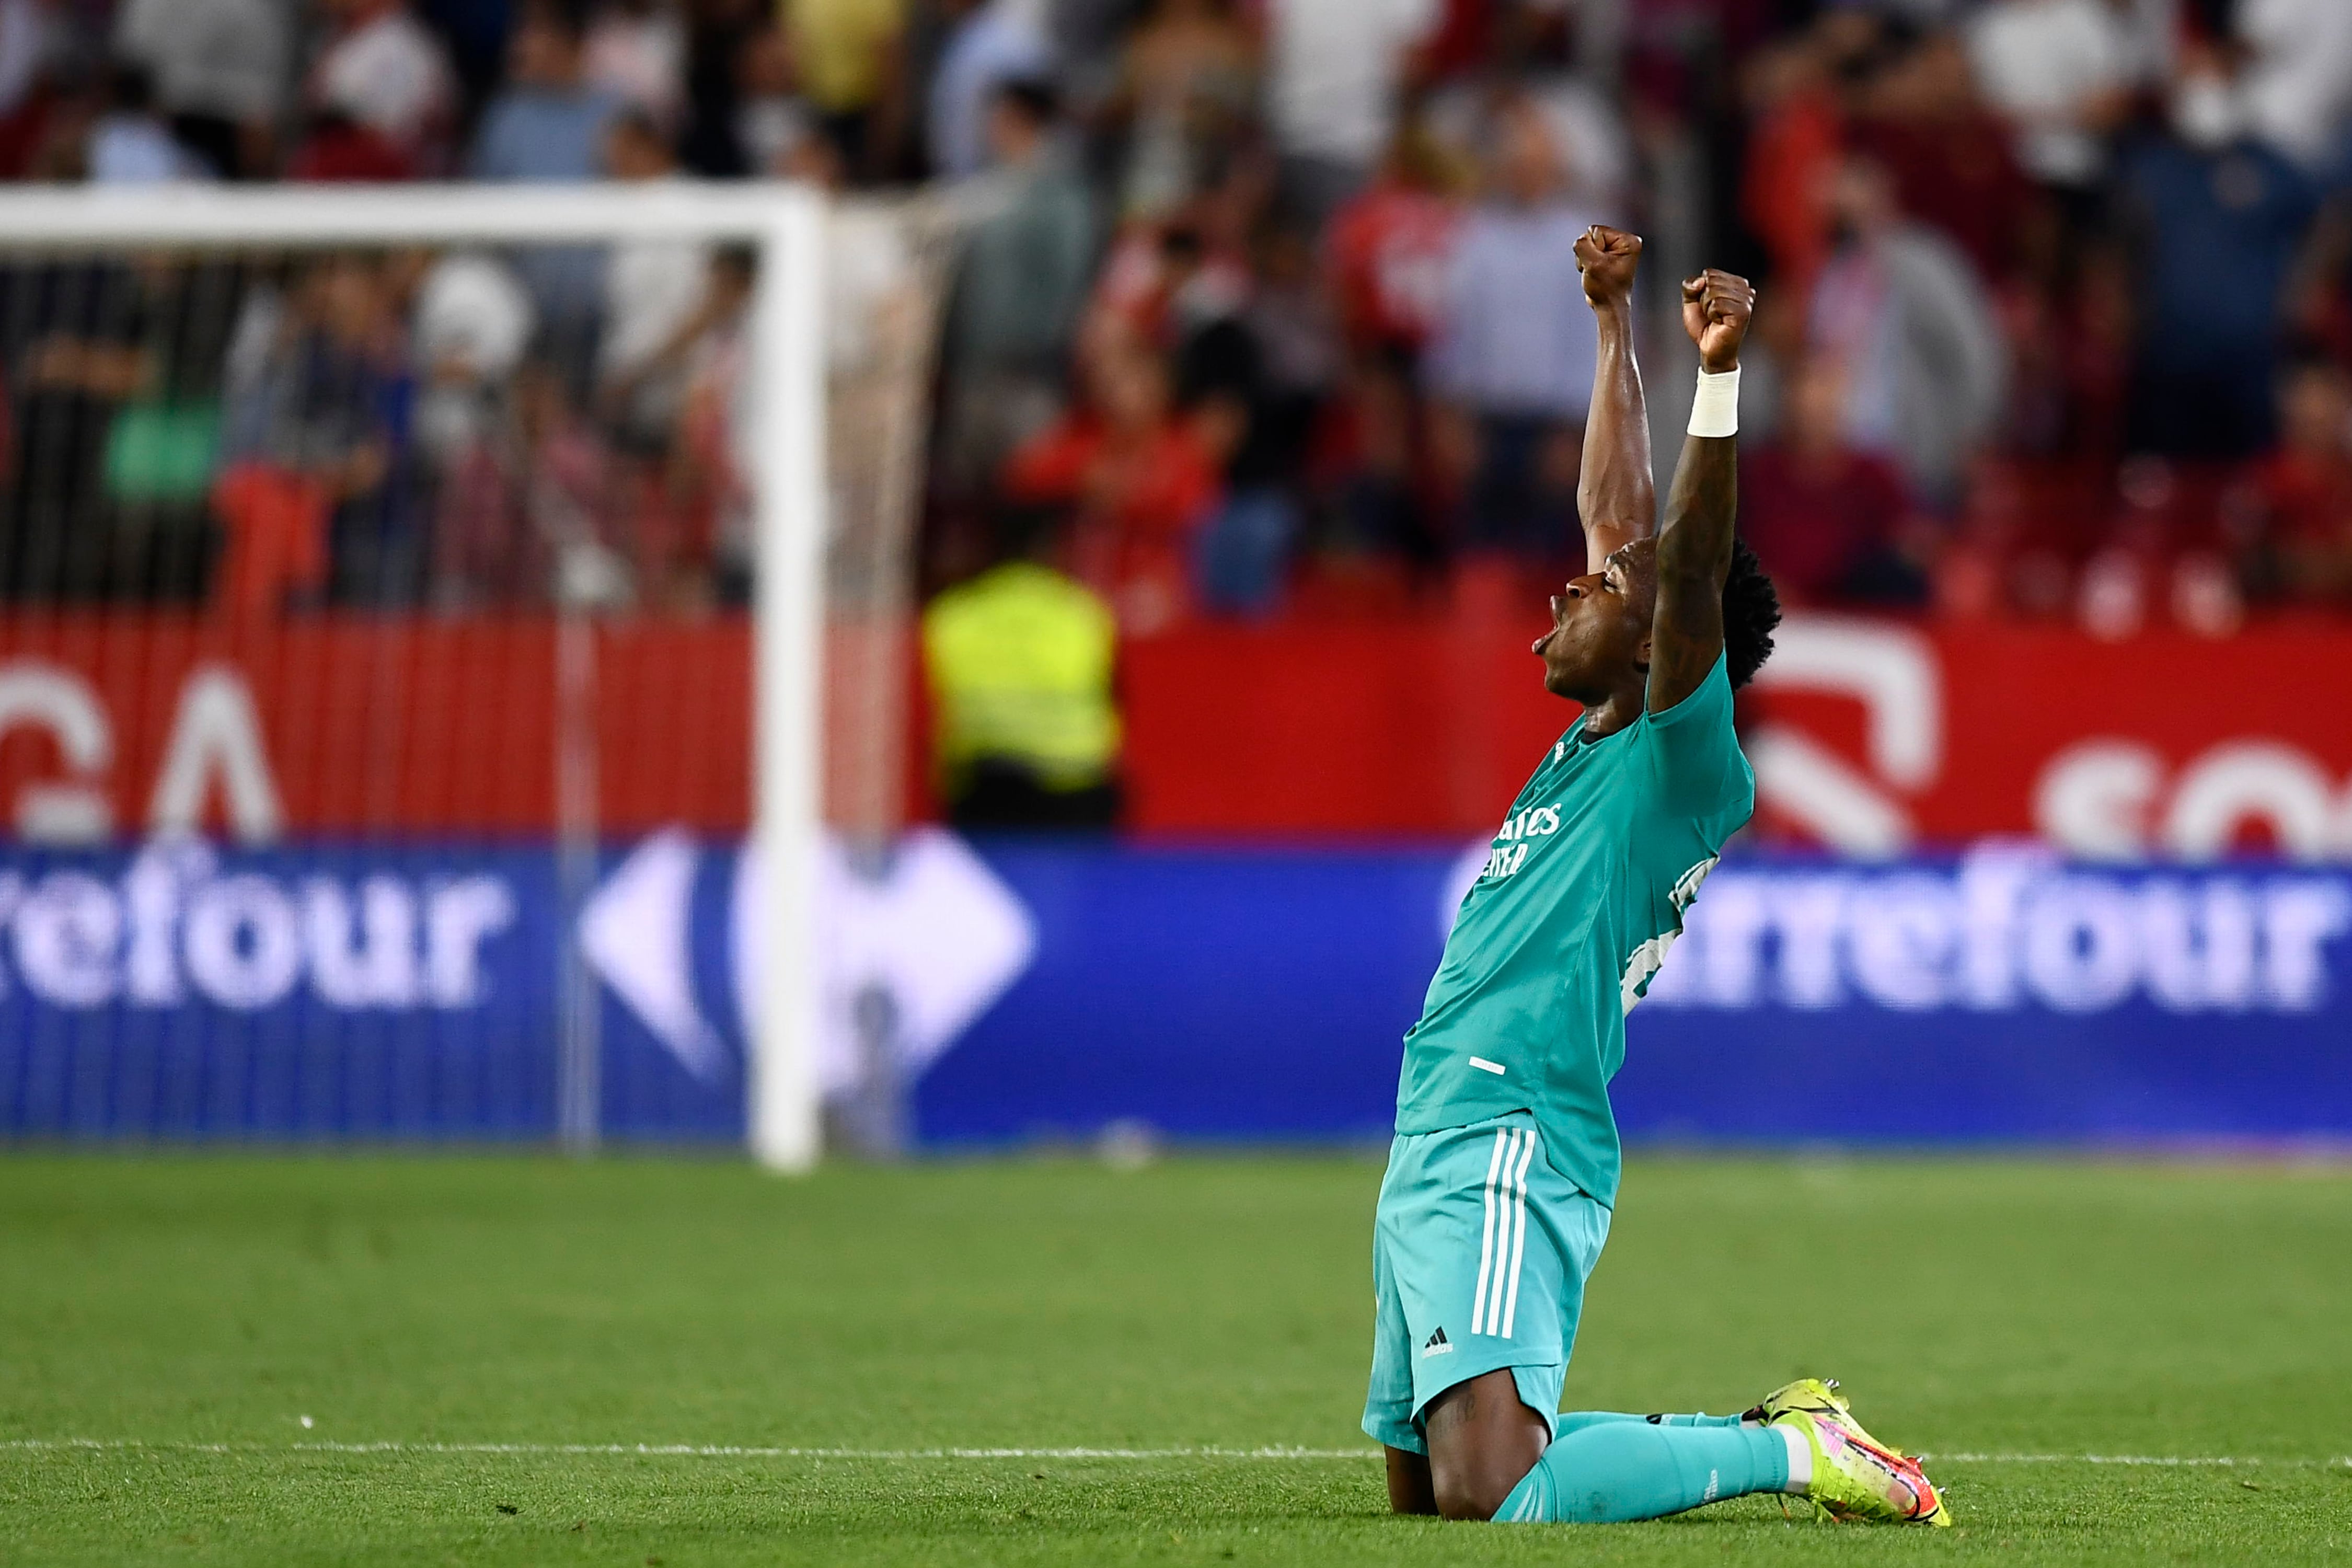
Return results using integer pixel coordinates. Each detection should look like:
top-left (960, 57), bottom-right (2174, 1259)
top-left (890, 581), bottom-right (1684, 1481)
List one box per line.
top-left (0, 183), bottom-right (953, 1170)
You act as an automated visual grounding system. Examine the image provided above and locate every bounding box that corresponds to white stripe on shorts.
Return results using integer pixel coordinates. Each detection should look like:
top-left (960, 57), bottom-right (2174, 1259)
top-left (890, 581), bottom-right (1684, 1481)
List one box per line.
top-left (1500, 1128), bottom-right (1538, 1338)
top-left (1469, 1129), bottom-right (1511, 1336)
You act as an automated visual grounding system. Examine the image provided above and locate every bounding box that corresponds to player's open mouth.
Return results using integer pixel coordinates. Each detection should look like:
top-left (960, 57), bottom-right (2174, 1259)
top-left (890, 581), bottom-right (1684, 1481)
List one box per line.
top-left (1534, 595), bottom-right (1567, 655)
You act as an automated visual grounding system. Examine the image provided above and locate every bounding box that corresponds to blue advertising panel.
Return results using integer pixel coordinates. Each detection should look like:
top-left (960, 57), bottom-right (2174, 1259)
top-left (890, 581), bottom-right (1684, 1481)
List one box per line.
top-left (918, 843), bottom-right (2352, 1148)
top-left (0, 840), bottom-right (743, 1142)
top-left (2, 835), bottom-right (2346, 1148)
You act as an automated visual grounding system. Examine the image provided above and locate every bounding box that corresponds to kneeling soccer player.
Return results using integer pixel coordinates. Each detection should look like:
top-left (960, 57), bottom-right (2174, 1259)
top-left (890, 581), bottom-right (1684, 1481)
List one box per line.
top-left (1364, 227), bottom-right (1949, 1527)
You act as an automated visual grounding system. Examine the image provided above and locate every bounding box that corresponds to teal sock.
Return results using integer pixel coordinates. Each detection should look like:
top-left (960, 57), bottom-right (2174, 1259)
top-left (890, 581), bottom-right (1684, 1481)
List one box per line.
top-left (1495, 1421), bottom-right (1788, 1523)
top-left (1553, 1410), bottom-right (1746, 1436)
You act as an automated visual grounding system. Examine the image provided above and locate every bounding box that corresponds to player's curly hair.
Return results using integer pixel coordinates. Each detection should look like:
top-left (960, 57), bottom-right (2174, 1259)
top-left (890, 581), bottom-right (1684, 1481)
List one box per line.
top-left (1723, 537), bottom-right (1781, 689)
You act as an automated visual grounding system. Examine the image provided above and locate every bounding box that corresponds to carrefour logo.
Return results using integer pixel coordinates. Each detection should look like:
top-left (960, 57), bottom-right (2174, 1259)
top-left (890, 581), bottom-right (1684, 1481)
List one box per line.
top-left (0, 841), bottom-right (516, 1012)
top-left (1641, 848), bottom-right (2350, 1014)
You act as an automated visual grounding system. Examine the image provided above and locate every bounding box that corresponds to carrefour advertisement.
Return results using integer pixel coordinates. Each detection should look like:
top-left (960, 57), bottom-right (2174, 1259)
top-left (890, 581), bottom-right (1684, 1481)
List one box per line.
top-left (2, 832), bottom-right (2346, 1147)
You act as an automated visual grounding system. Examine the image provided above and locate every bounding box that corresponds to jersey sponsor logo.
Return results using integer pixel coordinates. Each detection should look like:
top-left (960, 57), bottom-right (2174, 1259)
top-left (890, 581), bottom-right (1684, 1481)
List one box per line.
top-left (1477, 804), bottom-right (1564, 882)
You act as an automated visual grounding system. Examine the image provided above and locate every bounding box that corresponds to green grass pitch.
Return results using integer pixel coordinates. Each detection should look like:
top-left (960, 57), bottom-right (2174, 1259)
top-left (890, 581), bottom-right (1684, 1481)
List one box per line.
top-left (3, 1153), bottom-right (2349, 1565)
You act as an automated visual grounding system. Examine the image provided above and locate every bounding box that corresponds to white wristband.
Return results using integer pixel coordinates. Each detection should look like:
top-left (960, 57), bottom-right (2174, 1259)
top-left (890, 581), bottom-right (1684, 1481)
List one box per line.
top-left (1688, 366), bottom-right (1740, 439)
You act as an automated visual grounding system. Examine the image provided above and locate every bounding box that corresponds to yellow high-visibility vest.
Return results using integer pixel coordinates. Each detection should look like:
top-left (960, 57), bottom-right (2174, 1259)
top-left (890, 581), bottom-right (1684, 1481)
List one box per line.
top-left (921, 562), bottom-right (1121, 792)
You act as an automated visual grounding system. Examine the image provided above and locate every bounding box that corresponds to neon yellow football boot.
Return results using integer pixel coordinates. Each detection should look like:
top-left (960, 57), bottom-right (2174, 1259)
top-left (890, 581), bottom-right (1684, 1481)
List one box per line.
top-left (1770, 1405), bottom-right (1953, 1526)
top-left (1748, 1377), bottom-right (1932, 1468)
top-left (1746, 1377), bottom-right (1852, 1426)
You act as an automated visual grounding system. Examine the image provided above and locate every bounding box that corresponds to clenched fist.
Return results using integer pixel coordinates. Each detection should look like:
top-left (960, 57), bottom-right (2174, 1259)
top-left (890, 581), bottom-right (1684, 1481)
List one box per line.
top-left (1575, 225), bottom-right (1642, 309)
top-left (1681, 269), bottom-right (1755, 373)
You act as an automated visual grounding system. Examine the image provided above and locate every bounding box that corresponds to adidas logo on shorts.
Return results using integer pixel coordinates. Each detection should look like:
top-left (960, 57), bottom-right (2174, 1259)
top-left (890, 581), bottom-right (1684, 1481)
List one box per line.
top-left (1423, 1327), bottom-right (1454, 1357)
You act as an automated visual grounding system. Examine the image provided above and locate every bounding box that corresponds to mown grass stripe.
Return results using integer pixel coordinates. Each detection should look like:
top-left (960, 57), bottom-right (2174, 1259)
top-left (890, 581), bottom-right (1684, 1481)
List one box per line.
top-left (5, 1439), bottom-right (2348, 1466)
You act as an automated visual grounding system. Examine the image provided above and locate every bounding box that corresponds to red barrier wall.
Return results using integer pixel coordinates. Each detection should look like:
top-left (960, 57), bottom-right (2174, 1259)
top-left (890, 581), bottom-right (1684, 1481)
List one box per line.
top-left (0, 612), bottom-right (2344, 854)
top-left (0, 616), bottom-right (750, 836)
top-left (1116, 616), bottom-right (2352, 852)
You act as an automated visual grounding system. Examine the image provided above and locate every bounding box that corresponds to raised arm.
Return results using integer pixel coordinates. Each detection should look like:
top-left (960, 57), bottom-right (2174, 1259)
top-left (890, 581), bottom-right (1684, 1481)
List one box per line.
top-left (1572, 226), bottom-right (1654, 571)
top-left (1648, 269), bottom-right (1756, 714)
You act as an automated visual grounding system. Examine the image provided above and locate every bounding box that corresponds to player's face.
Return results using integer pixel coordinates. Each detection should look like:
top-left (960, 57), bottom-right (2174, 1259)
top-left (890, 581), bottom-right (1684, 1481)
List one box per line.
top-left (1532, 541), bottom-right (1654, 701)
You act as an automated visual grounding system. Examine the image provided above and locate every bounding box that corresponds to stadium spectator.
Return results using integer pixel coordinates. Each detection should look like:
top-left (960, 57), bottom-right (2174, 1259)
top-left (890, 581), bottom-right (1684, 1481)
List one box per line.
top-left (1425, 100), bottom-right (1604, 558)
top-left (411, 250), bottom-right (536, 472)
top-left (1262, 0), bottom-right (1437, 227)
top-left (111, 0), bottom-right (287, 179)
top-left (1853, 31), bottom-right (2034, 286)
top-left (1325, 117), bottom-right (1465, 359)
top-left (220, 255), bottom-right (423, 606)
top-left (2240, 355), bottom-right (2352, 606)
top-left (288, 107), bottom-right (420, 182)
top-left (937, 77), bottom-right (1097, 502)
top-left (1741, 356), bottom-right (1929, 607)
top-left (921, 502), bottom-right (1123, 828)
top-left (1178, 223), bottom-right (1340, 615)
top-left (927, 0), bottom-right (1051, 180)
top-left (1966, 0), bottom-right (2137, 194)
top-left (0, 256), bottom-right (247, 599)
top-left (673, 0), bottom-right (763, 175)
top-left (0, 0), bottom-right (41, 129)
top-left (308, 0), bottom-right (457, 174)
top-left (1102, 0), bottom-right (1257, 222)
top-left (471, 6), bottom-right (625, 182)
top-left (0, 0), bottom-right (2343, 628)
top-left (584, 0), bottom-right (687, 132)
top-left (785, 0), bottom-right (903, 176)
top-left (2231, 0), bottom-right (2352, 175)
top-left (2114, 87), bottom-right (2319, 459)
top-left (674, 247), bottom-right (759, 602)
top-left (471, 7), bottom-right (626, 394)
top-left (1004, 324), bottom-right (1220, 632)
top-left (598, 110), bottom-right (710, 442)
top-left (86, 60), bottom-right (205, 183)
top-left (431, 358), bottom-right (627, 610)
top-left (734, 24), bottom-right (815, 174)
top-left (1805, 153), bottom-right (2007, 509)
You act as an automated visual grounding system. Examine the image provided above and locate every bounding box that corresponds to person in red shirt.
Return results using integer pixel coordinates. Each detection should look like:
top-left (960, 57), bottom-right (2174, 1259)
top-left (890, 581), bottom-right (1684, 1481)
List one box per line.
top-left (2244, 356), bottom-right (2352, 605)
top-left (1740, 356), bottom-right (1927, 606)
top-left (1325, 116), bottom-right (1465, 359)
top-left (1003, 324), bottom-right (1221, 632)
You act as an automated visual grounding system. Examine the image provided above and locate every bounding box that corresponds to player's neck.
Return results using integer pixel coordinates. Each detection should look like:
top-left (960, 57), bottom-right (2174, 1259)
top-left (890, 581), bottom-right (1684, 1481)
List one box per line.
top-left (1577, 687), bottom-right (1645, 740)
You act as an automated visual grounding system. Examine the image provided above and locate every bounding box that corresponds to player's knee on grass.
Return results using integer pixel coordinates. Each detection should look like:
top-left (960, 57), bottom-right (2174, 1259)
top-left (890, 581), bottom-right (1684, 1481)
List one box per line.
top-left (1423, 1369), bottom-right (1550, 1521)
top-left (1384, 1447), bottom-right (1438, 1515)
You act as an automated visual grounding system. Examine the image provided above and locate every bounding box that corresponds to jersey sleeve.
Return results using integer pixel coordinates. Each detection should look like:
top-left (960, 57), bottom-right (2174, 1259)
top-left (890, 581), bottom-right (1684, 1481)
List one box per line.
top-left (1640, 650), bottom-right (1751, 818)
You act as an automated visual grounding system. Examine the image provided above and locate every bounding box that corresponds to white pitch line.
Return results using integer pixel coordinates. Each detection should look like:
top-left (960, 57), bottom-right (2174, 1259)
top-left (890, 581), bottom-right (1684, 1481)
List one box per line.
top-left (2, 1439), bottom-right (2347, 1467)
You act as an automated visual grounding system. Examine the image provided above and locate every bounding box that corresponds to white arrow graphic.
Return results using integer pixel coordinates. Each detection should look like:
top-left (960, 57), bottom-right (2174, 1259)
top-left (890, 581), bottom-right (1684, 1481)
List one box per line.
top-left (732, 828), bottom-right (1037, 1098)
top-left (578, 826), bottom-right (729, 1081)
top-left (579, 827), bottom-right (1038, 1096)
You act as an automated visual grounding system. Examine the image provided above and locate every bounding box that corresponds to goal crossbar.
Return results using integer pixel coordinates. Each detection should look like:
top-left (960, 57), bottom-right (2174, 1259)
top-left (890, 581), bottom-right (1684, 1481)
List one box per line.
top-left (0, 182), bottom-right (830, 1173)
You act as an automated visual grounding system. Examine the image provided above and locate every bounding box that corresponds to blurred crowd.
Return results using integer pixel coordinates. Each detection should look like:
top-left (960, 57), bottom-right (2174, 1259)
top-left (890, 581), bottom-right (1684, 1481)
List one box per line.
top-left (2, 0), bottom-right (2351, 635)
top-left (913, 0), bottom-right (2352, 637)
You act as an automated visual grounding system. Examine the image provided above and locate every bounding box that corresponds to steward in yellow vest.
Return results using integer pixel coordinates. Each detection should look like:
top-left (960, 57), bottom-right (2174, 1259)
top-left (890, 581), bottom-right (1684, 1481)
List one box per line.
top-left (921, 521), bottom-right (1122, 828)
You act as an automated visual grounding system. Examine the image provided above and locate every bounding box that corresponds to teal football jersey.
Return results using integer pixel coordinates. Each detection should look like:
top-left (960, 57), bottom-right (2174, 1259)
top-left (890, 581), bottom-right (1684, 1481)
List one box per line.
top-left (1394, 652), bottom-right (1755, 1206)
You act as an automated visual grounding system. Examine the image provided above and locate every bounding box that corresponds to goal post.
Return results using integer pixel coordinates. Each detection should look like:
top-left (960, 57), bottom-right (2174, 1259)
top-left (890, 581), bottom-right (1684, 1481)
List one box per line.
top-left (0, 183), bottom-right (833, 1170)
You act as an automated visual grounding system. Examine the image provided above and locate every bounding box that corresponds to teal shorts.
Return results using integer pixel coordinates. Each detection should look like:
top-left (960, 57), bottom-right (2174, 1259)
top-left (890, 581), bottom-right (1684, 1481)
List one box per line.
top-left (1362, 1109), bottom-right (1611, 1454)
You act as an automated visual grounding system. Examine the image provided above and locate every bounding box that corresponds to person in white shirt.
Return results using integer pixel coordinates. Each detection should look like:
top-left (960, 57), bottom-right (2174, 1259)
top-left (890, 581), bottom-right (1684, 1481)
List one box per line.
top-left (113, 0), bottom-right (287, 176)
top-left (2233, 0), bottom-right (2352, 174)
top-left (1263, 0), bottom-right (1437, 226)
top-left (309, 0), bottom-right (456, 170)
top-left (1966, 0), bottom-right (2134, 191)
top-left (1426, 101), bottom-right (1606, 558)
top-left (597, 110), bottom-right (711, 445)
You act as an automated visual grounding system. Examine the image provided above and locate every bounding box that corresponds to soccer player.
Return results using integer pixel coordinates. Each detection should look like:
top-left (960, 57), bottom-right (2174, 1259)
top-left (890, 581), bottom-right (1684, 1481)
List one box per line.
top-left (1363, 227), bottom-right (1951, 1527)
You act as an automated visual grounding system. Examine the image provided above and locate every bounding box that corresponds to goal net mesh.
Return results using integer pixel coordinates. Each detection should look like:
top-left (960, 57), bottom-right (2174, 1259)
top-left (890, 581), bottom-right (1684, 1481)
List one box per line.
top-left (0, 191), bottom-right (955, 1152)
